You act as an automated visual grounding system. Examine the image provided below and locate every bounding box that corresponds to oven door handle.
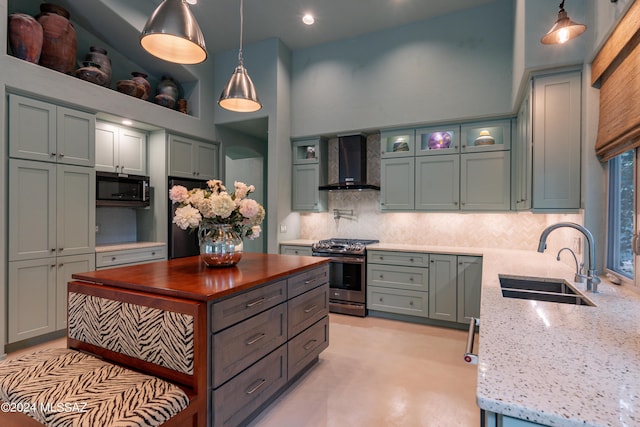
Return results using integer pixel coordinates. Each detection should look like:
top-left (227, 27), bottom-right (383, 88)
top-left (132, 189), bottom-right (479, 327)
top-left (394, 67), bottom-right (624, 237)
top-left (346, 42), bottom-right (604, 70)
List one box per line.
top-left (325, 256), bottom-right (365, 263)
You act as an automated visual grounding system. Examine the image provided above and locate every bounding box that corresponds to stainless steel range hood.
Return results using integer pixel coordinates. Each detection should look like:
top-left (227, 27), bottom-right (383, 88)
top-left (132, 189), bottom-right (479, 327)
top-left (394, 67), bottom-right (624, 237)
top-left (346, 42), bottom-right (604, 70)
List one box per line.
top-left (319, 135), bottom-right (380, 191)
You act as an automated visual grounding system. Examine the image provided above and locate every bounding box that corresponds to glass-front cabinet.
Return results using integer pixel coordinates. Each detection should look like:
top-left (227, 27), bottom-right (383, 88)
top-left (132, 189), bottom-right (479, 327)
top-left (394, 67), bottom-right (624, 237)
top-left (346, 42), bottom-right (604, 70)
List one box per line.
top-left (380, 128), bottom-right (415, 158)
top-left (415, 125), bottom-right (461, 156)
top-left (292, 138), bottom-right (322, 164)
top-left (460, 119), bottom-right (511, 153)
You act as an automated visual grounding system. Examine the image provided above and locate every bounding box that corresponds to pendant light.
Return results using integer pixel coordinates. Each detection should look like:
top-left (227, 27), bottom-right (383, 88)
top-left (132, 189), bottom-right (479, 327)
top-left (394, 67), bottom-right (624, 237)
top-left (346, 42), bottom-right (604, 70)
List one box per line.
top-left (218, 0), bottom-right (262, 112)
top-left (140, 0), bottom-right (207, 64)
top-left (541, 0), bottom-right (586, 45)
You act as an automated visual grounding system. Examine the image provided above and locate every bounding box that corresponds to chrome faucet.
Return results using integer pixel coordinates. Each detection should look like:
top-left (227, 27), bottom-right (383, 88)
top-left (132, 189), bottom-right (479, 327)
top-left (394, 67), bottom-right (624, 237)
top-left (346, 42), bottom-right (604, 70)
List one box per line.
top-left (556, 247), bottom-right (585, 283)
top-left (538, 222), bottom-right (600, 293)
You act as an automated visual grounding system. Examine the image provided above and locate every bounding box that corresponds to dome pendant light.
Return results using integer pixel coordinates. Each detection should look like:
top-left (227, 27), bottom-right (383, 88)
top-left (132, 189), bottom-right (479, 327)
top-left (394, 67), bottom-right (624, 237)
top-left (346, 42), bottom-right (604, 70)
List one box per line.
top-left (541, 0), bottom-right (586, 45)
top-left (219, 0), bottom-right (262, 112)
top-left (140, 0), bottom-right (207, 64)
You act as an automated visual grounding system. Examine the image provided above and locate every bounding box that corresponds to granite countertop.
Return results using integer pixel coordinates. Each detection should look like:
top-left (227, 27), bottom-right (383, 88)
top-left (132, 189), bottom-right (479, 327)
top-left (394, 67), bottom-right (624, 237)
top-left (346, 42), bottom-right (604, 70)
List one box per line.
top-left (477, 248), bottom-right (640, 427)
top-left (95, 242), bottom-right (166, 252)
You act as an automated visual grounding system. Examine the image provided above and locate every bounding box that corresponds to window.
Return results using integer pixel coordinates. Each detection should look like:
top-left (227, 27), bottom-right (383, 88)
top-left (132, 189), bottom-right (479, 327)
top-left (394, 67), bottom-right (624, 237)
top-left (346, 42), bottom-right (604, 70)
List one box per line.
top-left (606, 150), bottom-right (635, 279)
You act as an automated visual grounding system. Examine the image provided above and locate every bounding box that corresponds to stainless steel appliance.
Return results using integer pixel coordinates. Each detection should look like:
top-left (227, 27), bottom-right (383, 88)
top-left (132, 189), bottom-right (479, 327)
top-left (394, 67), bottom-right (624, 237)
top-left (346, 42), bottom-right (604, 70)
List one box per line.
top-left (312, 238), bottom-right (379, 317)
top-left (168, 177), bottom-right (208, 259)
top-left (96, 171), bottom-right (150, 207)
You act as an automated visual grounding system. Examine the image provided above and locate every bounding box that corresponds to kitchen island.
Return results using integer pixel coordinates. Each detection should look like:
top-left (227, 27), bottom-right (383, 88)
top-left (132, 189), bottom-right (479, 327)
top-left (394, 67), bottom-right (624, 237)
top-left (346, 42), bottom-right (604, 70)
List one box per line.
top-left (72, 253), bottom-right (331, 427)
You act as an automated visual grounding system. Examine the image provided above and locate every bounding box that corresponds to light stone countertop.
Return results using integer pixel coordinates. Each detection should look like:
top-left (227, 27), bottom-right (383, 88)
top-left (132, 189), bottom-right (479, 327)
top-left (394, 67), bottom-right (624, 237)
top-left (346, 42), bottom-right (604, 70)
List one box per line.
top-left (278, 239), bottom-right (317, 246)
top-left (476, 248), bottom-right (640, 427)
top-left (95, 242), bottom-right (166, 252)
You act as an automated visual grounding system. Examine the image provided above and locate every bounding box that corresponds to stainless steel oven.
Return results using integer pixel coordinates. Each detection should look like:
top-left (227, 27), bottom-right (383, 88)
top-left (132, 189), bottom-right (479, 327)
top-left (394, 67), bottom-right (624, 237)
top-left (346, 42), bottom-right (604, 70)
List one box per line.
top-left (312, 238), bottom-right (378, 317)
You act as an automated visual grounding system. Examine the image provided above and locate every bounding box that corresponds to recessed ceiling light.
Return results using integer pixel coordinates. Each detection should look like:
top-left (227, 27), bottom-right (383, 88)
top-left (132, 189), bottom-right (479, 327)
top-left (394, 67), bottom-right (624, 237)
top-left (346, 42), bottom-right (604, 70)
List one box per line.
top-left (186, 0), bottom-right (197, 4)
top-left (302, 13), bottom-right (315, 25)
top-left (122, 120), bottom-right (133, 126)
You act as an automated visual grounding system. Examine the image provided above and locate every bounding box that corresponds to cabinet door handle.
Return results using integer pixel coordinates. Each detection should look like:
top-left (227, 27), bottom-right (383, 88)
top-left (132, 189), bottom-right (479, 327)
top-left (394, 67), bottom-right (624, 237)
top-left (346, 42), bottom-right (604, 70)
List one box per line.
top-left (454, 201), bottom-right (458, 206)
top-left (409, 300), bottom-right (414, 306)
top-left (58, 263), bottom-right (64, 267)
top-left (409, 276), bottom-right (414, 281)
top-left (245, 378), bottom-right (266, 395)
top-left (431, 260), bottom-right (434, 263)
top-left (461, 202), bottom-right (466, 206)
top-left (115, 164), bottom-right (119, 170)
top-left (51, 248), bottom-right (56, 252)
top-left (246, 297), bottom-right (265, 308)
top-left (245, 333), bottom-right (265, 346)
top-left (333, 291), bottom-right (340, 297)
top-left (379, 274), bottom-right (384, 279)
top-left (152, 251), bottom-right (156, 256)
top-left (379, 297), bottom-right (383, 302)
top-left (112, 256), bottom-right (117, 261)
top-left (409, 258), bottom-right (414, 262)
top-left (304, 304), bottom-right (318, 314)
top-left (51, 152), bottom-right (56, 157)
top-left (303, 339), bottom-right (318, 351)
top-left (58, 248), bottom-right (63, 252)
top-left (304, 278), bottom-right (317, 285)
top-left (59, 152), bottom-right (64, 158)
top-left (50, 264), bottom-right (56, 268)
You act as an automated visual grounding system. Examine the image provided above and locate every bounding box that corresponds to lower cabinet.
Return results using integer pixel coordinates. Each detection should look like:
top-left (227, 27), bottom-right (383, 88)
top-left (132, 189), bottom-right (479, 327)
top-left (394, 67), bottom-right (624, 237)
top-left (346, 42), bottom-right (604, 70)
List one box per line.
top-left (209, 264), bottom-right (329, 427)
top-left (367, 249), bottom-right (482, 325)
top-left (7, 253), bottom-right (95, 343)
top-left (279, 244), bottom-right (313, 256)
top-left (95, 245), bottom-right (166, 269)
top-left (484, 411), bottom-right (546, 427)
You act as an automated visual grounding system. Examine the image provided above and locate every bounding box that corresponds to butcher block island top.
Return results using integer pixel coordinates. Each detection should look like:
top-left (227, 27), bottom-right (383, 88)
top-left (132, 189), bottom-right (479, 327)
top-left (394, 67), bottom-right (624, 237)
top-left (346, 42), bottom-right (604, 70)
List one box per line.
top-left (72, 253), bottom-right (329, 301)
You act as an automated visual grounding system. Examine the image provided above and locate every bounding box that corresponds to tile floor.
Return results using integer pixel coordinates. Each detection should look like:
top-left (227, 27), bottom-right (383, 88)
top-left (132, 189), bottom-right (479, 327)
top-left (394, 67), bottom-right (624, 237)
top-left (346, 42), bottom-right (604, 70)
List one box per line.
top-left (5, 314), bottom-right (480, 427)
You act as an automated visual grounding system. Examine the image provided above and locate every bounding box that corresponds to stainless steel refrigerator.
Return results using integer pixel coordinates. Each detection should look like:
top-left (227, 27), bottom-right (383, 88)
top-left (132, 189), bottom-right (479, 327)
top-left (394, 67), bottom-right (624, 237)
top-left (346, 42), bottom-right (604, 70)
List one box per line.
top-left (168, 177), bottom-right (208, 259)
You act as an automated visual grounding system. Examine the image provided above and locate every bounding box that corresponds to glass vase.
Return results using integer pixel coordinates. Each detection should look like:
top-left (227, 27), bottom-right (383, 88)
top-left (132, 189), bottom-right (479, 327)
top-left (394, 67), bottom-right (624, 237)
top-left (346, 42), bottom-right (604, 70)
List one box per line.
top-left (198, 223), bottom-right (243, 267)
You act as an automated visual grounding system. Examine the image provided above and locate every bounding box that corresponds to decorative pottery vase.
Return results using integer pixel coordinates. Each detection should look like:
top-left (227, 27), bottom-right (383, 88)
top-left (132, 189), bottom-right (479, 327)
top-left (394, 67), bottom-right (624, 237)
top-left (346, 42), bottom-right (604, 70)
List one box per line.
top-left (198, 223), bottom-right (243, 267)
top-left (8, 13), bottom-right (43, 63)
top-left (474, 130), bottom-right (495, 146)
top-left (116, 79), bottom-right (145, 98)
top-left (84, 46), bottom-right (111, 87)
top-left (155, 75), bottom-right (179, 109)
top-left (131, 72), bottom-right (151, 100)
top-left (75, 61), bottom-right (108, 86)
top-left (37, 3), bottom-right (77, 74)
top-left (427, 132), bottom-right (452, 150)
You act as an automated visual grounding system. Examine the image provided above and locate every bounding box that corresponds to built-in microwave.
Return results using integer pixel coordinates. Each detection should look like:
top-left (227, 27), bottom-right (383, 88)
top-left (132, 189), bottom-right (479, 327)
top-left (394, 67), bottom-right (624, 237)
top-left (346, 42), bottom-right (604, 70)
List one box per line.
top-left (96, 171), bottom-right (150, 207)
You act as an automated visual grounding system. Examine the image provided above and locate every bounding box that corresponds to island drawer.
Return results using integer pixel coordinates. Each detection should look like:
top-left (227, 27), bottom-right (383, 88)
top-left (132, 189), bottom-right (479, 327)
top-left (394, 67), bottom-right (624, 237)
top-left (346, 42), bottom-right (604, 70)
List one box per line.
top-left (367, 286), bottom-right (429, 317)
top-left (288, 316), bottom-right (329, 380)
top-left (212, 303), bottom-right (287, 388)
top-left (368, 250), bottom-right (429, 267)
top-left (288, 284), bottom-right (329, 338)
top-left (212, 345), bottom-right (287, 427)
top-left (367, 264), bottom-right (428, 292)
top-left (211, 280), bottom-right (287, 332)
top-left (95, 246), bottom-right (166, 268)
top-left (288, 264), bottom-right (329, 299)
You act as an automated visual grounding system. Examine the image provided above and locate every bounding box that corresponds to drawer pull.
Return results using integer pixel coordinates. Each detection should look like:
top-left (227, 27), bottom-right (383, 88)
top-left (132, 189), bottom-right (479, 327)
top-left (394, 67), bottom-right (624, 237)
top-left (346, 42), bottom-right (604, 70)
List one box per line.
top-left (379, 274), bottom-right (384, 279)
top-left (246, 297), bottom-right (266, 308)
top-left (246, 333), bottom-right (266, 346)
top-left (409, 277), bottom-right (414, 281)
top-left (112, 257), bottom-right (117, 261)
top-left (304, 278), bottom-right (317, 285)
top-left (303, 339), bottom-right (318, 351)
top-left (409, 258), bottom-right (414, 262)
top-left (245, 378), bottom-right (266, 395)
top-left (303, 304), bottom-right (318, 314)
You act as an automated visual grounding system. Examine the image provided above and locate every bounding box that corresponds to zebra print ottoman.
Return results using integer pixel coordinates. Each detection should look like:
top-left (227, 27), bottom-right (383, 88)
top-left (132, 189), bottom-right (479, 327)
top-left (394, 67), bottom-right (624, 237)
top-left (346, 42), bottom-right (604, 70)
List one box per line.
top-left (0, 348), bottom-right (189, 426)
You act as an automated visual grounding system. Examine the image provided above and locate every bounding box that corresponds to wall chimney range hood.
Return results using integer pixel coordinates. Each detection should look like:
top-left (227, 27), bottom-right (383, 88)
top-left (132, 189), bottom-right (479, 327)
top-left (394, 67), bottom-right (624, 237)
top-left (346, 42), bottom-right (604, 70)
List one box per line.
top-left (319, 134), bottom-right (380, 191)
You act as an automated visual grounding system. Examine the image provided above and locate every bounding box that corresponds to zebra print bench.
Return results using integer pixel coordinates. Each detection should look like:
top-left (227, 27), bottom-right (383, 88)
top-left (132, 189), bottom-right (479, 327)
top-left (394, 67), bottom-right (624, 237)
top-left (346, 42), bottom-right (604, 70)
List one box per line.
top-left (0, 281), bottom-right (207, 427)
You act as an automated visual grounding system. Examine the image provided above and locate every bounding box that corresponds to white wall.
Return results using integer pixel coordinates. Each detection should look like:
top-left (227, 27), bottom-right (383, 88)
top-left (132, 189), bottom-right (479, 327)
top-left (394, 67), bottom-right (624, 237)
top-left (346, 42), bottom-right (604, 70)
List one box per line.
top-left (291, 0), bottom-right (515, 137)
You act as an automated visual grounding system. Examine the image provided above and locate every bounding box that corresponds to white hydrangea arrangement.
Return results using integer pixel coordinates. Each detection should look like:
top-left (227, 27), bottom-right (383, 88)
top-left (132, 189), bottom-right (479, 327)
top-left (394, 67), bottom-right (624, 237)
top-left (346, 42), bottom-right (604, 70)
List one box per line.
top-left (169, 180), bottom-right (264, 240)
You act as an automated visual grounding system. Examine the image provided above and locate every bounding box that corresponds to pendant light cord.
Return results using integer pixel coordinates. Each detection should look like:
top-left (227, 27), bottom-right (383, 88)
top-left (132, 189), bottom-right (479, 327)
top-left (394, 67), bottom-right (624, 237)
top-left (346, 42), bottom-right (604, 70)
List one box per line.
top-left (558, 0), bottom-right (565, 11)
top-left (238, 0), bottom-right (244, 65)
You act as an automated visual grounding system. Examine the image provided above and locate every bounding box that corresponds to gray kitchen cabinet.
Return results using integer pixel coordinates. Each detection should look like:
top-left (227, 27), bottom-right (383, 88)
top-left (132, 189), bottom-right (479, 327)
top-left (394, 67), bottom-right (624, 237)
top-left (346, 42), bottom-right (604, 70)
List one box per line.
top-left (95, 121), bottom-right (147, 175)
top-left (8, 159), bottom-right (96, 262)
top-left (429, 254), bottom-right (458, 322)
top-left (367, 250), bottom-right (429, 317)
top-left (415, 125), bottom-right (461, 156)
top-left (168, 134), bottom-right (219, 180)
top-left (460, 119), bottom-right (512, 153)
top-left (8, 253), bottom-right (94, 343)
top-left (292, 164), bottom-right (328, 211)
top-left (483, 411), bottom-right (545, 427)
top-left (513, 71), bottom-right (581, 211)
top-left (457, 256), bottom-right (482, 323)
top-left (291, 138), bottom-right (327, 212)
top-left (415, 154), bottom-right (460, 210)
top-left (95, 245), bottom-right (166, 269)
top-left (460, 151), bottom-right (511, 211)
top-left (279, 245), bottom-right (313, 256)
top-left (531, 71), bottom-right (581, 210)
top-left (380, 157), bottom-right (415, 210)
top-left (430, 254), bottom-right (483, 324)
top-left (9, 94), bottom-right (95, 167)
top-left (380, 128), bottom-right (415, 158)
top-left (513, 90), bottom-right (532, 210)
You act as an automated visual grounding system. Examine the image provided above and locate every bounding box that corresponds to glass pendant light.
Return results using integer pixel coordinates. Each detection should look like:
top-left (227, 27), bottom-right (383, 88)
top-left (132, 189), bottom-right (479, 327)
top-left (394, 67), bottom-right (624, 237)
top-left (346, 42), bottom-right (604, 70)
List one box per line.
top-left (541, 0), bottom-right (586, 45)
top-left (219, 0), bottom-right (262, 112)
top-left (140, 0), bottom-right (207, 64)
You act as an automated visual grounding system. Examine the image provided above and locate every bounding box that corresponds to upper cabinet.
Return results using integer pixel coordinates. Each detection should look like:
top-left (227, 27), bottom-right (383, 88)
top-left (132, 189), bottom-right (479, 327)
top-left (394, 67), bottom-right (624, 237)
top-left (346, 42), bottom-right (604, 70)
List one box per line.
top-left (9, 94), bottom-right (95, 167)
top-left (168, 134), bottom-right (219, 180)
top-left (380, 128), bottom-right (415, 158)
top-left (95, 121), bottom-right (147, 175)
top-left (291, 137), bottom-right (328, 212)
top-left (513, 71), bottom-right (581, 211)
top-left (460, 119), bottom-right (511, 153)
top-left (415, 125), bottom-right (461, 156)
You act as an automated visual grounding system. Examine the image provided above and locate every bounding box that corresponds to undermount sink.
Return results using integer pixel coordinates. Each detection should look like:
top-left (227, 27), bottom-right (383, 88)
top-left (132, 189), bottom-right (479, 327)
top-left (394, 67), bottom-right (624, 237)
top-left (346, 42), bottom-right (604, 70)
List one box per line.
top-left (499, 275), bottom-right (594, 307)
